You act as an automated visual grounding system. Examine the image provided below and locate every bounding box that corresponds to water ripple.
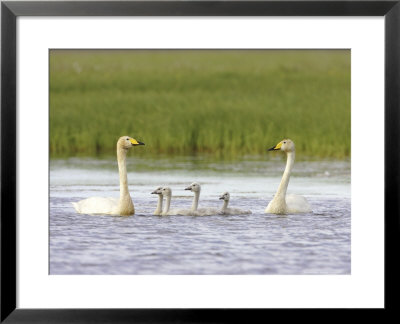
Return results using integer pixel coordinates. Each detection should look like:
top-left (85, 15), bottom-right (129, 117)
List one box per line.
top-left (50, 163), bottom-right (350, 275)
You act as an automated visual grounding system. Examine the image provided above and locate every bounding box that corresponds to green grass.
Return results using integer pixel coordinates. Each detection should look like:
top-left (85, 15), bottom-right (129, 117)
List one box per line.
top-left (50, 49), bottom-right (350, 159)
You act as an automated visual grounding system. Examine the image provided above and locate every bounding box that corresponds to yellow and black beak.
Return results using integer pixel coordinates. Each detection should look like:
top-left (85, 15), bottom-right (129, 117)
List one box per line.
top-left (268, 141), bottom-right (283, 151)
top-left (129, 138), bottom-right (145, 146)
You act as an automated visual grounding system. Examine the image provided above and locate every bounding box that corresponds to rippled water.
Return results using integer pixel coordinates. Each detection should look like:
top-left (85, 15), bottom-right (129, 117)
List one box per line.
top-left (50, 156), bottom-right (350, 275)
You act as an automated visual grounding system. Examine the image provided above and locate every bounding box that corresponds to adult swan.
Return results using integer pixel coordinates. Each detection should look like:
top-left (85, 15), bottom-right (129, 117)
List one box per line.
top-left (265, 139), bottom-right (311, 214)
top-left (72, 136), bottom-right (145, 215)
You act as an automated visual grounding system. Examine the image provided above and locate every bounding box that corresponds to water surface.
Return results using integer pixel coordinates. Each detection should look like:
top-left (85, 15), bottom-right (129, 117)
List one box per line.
top-left (50, 156), bottom-right (350, 275)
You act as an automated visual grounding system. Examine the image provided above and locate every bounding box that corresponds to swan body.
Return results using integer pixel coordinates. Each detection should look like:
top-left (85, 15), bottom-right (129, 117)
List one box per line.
top-left (219, 192), bottom-right (251, 215)
top-left (72, 136), bottom-right (145, 215)
top-left (285, 194), bottom-right (311, 214)
top-left (184, 182), bottom-right (220, 216)
top-left (151, 186), bottom-right (163, 216)
top-left (72, 197), bottom-right (119, 214)
top-left (265, 139), bottom-right (311, 215)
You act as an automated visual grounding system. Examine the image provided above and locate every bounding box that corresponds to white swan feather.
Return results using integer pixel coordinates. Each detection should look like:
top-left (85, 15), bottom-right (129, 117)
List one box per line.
top-left (265, 139), bottom-right (312, 214)
top-left (151, 186), bottom-right (164, 216)
top-left (159, 187), bottom-right (195, 216)
top-left (184, 182), bottom-right (220, 216)
top-left (71, 136), bottom-right (144, 215)
top-left (218, 192), bottom-right (251, 215)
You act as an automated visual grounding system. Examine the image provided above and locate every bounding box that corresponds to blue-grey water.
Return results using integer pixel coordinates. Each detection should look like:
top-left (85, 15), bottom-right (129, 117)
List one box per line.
top-left (50, 156), bottom-right (350, 275)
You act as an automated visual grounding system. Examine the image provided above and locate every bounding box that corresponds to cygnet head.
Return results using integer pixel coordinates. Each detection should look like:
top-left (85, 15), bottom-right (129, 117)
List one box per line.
top-left (160, 187), bottom-right (172, 197)
top-left (151, 186), bottom-right (162, 195)
top-left (268, 138), bottom-right (295, 153)
top-left (117, 136), bottom-right (145, 150)
top-left (185, 182), bottom-right (201, 193)
top-left (219, 192), bottom-right (230, 201)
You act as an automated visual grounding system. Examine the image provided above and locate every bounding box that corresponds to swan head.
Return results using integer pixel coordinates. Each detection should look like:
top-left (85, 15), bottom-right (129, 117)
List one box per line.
top-left (219, 192), bottom-right (230, 201)
top-left (118, 136), bottom-right (145, 150)
top-left (151, 186), bottom-right (163, 195)
top-left (160, 187), bottom-right (172, 197)
top-left (268, 139), bottom-right (295, 153)
top-left (185, 182), bottom-right (201, 193)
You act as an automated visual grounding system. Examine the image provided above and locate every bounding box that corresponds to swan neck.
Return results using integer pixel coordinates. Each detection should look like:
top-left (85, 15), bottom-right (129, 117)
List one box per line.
top-left (191, 191), bottom-right (200, 211)
top-left (221, 200), bottom-right (229, 211)
top-left (155, 195), bottom-right (163, 215)
top-left (163, 195), bottom-right (171, 214)
top-left (117, 147), bottom-right (129, 197)
top-left (276, 151), bottom-right (295, 198)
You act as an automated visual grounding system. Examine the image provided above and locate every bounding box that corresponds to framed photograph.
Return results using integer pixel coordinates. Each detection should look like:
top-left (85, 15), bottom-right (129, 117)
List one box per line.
top-left (1, 0), bottom-right (399, 322)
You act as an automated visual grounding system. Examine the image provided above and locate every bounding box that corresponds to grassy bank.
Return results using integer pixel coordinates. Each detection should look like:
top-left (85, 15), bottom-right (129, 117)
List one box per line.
top-left (50, 50), bottom-right (350, 158)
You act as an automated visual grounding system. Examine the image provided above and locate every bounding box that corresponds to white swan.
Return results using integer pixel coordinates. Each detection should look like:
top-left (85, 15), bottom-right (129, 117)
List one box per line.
top-left (184, 182), bottom-right (220, 216)
top-left (160, 187), bottom-right (195, 216)
top-left (184, 182), bottom-right (201, 212)
top-left (71, 136), bottom-right (145, 215)
top-left (151, 186), bottom-right (163, 216)
top-left (219, 192), bottom-right (252, 215)
top-left (265, 139), bottom-right (311, 214)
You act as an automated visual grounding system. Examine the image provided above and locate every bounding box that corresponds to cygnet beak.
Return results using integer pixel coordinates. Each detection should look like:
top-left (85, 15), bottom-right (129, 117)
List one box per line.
top-left (219, 195), bottom-right (224, 200)
top-left (151, 190), bottom-right (158, 194)
top-left (184, 186), bottom-right (192, 190)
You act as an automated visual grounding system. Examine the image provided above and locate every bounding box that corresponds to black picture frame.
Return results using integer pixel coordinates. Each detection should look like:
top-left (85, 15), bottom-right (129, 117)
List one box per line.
top-left (1, 0), bottom-right (399, 322)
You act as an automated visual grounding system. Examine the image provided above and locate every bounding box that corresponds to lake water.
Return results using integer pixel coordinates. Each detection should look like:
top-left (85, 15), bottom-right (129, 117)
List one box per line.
top-left (50, 155), bottom-right (351, 275)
